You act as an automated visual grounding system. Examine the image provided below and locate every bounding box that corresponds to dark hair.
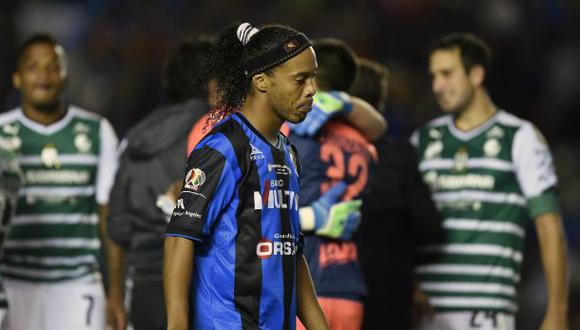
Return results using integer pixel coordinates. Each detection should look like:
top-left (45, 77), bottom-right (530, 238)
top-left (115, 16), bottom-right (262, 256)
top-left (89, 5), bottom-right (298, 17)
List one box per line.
top-left (312, 38), bottom-right (358, 91)
top-left (349, 58), bottom-right (389, 112)
top-left (163, 36), bottom-right (214, 103)
top-left (206, 23), bottom-right (307, 117)
top-left (16, 33), bottom-right (60, 65)
top-left (429, 32), bottom-right (492, 75)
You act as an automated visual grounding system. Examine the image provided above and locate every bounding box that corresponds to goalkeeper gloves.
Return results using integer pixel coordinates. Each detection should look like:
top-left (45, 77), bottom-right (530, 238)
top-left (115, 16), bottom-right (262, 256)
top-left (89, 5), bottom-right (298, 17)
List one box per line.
top-left (290, 91), bottom-right (353, 137)
top-left (300, 181), bottom-right (362, 240)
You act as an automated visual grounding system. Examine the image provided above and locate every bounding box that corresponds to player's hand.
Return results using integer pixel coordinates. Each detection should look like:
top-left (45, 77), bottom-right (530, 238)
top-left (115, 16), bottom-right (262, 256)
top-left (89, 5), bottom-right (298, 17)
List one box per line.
top-left (289, 91), bottom-right (353, 137)
top-left (106, 293), bottom-right (127, 330)
top-left (156, 180), bottom-right (183, 223)
top-left (539, 310), bottom-right (568, 330)
top-left (311, 182), bottom-right (362, 240)
top-left (412, 285), bottom-right (434, 326)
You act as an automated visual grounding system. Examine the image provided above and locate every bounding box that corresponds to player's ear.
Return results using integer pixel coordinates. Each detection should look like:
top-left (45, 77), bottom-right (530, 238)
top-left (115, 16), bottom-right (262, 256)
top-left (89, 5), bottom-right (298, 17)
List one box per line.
top-left (469, 65), bottom-right (485, 87)
top-left (252, 73), bottom-right (268, 93)
top-left (12, 72), bottom-right (21, 91)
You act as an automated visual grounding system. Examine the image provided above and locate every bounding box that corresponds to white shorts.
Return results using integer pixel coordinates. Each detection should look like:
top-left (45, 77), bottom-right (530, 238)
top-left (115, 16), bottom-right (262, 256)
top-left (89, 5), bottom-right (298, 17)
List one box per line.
top-left (0, 308), bottom-right (6, 330)
top-left (3, 274), bottom-right (106, 330)
top-left (417, 311), bottom-right (515, 330)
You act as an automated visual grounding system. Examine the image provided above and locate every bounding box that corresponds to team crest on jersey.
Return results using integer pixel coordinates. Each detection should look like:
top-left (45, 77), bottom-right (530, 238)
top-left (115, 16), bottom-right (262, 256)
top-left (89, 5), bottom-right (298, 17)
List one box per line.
top-left (249, 143), bottom-right (265, 161)
top-left (40, 144), bottom-right (61, 169)
top-left (483, 138), bottom-right (501, 157)
top-left (428, 128), bottom-right (442, 140)
top-left (453, 147), bottom-right (468, 172)
top-left (184, 168), bottom-right (206, 191)
top-left (74, 134), bottom-right (92, 153)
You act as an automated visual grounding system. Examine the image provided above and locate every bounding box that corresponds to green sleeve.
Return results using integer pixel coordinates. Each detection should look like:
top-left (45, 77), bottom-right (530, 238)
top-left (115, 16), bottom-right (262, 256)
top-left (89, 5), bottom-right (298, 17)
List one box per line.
top-left (528, 188), bottom-right (560, 219)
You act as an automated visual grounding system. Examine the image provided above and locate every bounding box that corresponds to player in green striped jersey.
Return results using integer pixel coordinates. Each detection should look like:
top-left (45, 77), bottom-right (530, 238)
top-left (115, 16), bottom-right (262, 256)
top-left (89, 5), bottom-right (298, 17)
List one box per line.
top-left (0, 139), bottom-right (23, 329)
top-left (412, 33), bottom-right (568, 330)
top-left (0, 34), bottom-right (118, 330)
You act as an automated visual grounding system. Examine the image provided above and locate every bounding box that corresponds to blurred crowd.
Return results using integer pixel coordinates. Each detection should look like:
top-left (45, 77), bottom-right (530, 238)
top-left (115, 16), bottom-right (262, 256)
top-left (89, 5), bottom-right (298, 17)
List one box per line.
top-left (1, 0), bottom-right (579, 328)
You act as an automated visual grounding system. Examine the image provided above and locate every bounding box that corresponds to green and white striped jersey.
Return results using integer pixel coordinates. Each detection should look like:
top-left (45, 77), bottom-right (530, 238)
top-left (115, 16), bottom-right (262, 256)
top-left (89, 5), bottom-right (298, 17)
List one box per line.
top-left (0, 106), bottom-right (118, 282)
top-left (0, 137), bottom-right (23, 307)
top-left (411, 110), bottom-right (559, 314)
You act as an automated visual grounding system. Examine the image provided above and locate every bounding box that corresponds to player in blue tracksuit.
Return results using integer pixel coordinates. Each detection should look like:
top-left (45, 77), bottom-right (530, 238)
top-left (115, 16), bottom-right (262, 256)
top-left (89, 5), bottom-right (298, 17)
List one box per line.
top-left (163, 23), bottom-right (328, 330)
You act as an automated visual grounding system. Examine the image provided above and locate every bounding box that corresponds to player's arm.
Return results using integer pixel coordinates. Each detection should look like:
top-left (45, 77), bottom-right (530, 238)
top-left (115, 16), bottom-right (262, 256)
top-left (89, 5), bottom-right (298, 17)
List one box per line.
top-left (291, 91), bottom-right (387, 141)
top-left (95, 118), bottom-right (126, 329)
top-left (402, 140), bottom-right (444, 246)
top-left (106, 236), bottom-right (128, 330)
top-left (299, 181), bottom-right (362, 240)
top-left (163, 140), bottom-right (237, 328)
top-left (535, 212), bottom-right (568, 330)
top-left (513, 123), bottom-right (568, 329)
top-left (164, 236), bottom-right (194, 330)
top-left (296, 255), bottom-right (329, 330)
top-left (346, 96), bottom-right (387, 141)
top-left (105, 139), bottom-right (134, 330)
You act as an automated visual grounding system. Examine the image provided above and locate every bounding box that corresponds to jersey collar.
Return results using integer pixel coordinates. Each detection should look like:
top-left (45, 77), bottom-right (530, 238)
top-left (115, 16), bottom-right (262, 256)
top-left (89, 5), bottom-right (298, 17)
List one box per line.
top-left (17, 105), bottom-right (74, 135)
top-left (233, 112), bottom-right (284, 150)
top-left (447, 110), bottom-right (502, 141)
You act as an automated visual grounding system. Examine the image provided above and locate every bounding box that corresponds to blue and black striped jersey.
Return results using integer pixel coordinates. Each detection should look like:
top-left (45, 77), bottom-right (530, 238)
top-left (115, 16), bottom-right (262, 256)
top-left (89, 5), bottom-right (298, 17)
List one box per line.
top-left (165, 112), bottom-right (303, 330)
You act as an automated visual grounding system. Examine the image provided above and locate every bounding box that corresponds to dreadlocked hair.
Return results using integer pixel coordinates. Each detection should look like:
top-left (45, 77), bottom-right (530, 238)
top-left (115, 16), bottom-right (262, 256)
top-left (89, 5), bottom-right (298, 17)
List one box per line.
top-left (206, 23), bottom-right (304, 119)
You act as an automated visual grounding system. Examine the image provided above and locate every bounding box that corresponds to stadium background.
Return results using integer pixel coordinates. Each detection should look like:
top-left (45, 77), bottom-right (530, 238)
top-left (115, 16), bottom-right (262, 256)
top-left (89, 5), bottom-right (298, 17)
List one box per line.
top-left (0, 0), bottom-right (578, 328)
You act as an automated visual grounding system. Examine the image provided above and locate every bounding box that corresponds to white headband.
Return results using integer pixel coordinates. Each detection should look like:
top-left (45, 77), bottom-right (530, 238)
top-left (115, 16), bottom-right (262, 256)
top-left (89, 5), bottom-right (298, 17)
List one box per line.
top-left (236, 22), bottom-right (259, 46)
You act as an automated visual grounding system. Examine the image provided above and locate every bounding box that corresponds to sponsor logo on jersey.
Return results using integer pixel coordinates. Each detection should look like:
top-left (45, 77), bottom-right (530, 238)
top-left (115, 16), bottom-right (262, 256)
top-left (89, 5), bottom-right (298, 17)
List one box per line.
top-left (256, 238), bottom-right (298, 259)
top-left (319, 241), bottom-right (358, 268)
top-left (184, 168), bottom-right (206, 191)
top-left (25, 170), bottom-right (91, 184)
top-left (249, 143), bottom-right (265, 160)
top-left (2, 123), bottom-right (19, 136)
top-left (423, 170), bottom-right (495, 190)
top-left (486, 126), bottom-right (504, 138)
top-left (0, 136), bottom-right (20, 151)
top-left (483, 138), bottom-right (501, 157)
top-left (74, 122), bottom-right (90, 134)
top-left (172, 209), bottom-right (202, 219)
top-left (172, 197), bottom-right (202, 219)
top-left (424, 141), bottom-right (443, 160)
top-left (74, 134), bottom-right (92, 153)
top-left (267, 163), bottom-right (291, 176)
top-left (253, 187), bottom-right (299, 211)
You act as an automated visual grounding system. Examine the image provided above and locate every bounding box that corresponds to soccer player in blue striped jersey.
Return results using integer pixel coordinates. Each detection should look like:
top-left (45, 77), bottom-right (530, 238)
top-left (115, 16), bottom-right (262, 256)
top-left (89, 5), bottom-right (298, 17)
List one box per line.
top-left (164, 23), bottom-right (329, 330)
